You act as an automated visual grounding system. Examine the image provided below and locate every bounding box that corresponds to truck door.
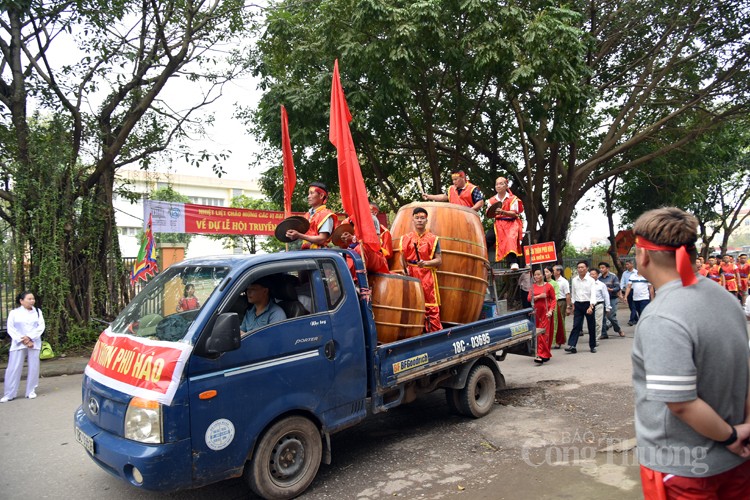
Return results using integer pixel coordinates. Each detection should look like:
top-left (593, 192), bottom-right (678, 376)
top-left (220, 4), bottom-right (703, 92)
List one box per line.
top-left (186, 260), bottom-right (337, 485)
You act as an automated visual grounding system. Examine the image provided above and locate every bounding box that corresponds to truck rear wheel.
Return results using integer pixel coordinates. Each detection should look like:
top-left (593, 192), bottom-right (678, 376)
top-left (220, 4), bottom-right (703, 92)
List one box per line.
top-left (246, 416), bottom-right (322, 499)
top-left (458, 364), bottom-right (496, 418)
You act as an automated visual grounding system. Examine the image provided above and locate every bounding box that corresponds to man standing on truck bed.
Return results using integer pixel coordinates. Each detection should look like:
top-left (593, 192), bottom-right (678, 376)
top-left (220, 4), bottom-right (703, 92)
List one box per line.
top-left (400, 207), bottom-right (443, 332)
top-left (421, 169), bottom-right (484, 212)
top-left (286, 181), bottom-right (337, 249)
top-left (631, 207), bottom-right (750, 498)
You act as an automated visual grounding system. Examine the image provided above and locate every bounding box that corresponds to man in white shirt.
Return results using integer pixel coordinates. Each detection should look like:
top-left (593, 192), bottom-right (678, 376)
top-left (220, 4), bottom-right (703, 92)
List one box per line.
top-left (620, 260), bottom-right (638, 325)
top-left (566, 261), bottom-right (598, 354)
top-left (553, 265), bottom-right (571, 348)
top-left (625, 268), bottom-right (655, 321)
top-left (590, 268), bottom-right (611, 341)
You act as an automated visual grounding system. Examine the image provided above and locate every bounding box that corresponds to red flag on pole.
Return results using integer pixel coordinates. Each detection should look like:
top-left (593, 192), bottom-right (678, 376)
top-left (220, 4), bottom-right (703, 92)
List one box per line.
top-left (329, 60), bottom-right (379, 254)
top-left (281, 105), bottom-right (296, 217)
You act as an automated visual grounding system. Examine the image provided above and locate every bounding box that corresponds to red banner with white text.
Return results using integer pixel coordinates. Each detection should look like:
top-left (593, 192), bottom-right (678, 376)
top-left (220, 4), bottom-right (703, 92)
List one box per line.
top-left (145, 200), bottom-right (305, 236)
top-left (84, 329), bottom-right (192, 405)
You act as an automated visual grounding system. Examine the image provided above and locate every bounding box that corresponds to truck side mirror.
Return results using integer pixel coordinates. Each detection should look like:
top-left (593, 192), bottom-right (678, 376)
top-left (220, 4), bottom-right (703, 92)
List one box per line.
top-left (201, 312), bottom-right (241, 356)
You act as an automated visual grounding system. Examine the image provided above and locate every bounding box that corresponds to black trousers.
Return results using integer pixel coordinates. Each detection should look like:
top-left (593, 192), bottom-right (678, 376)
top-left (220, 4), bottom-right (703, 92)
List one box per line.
top-left (568, 301), bottom-right (596, 350)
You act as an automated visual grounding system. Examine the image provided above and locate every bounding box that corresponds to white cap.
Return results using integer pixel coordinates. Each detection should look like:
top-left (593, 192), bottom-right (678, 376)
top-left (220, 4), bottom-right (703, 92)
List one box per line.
top-left (510, 263), bottom-right (520, 270)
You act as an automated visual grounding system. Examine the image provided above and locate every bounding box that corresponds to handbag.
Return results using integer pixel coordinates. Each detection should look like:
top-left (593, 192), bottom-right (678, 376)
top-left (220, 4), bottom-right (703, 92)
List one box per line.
top-left (40, 341), bottom-right (55, 360)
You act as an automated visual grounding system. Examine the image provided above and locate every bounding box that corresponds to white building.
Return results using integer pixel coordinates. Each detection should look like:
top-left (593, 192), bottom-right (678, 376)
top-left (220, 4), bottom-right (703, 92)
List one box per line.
top-left (115, 169), bottom-right (262, 258)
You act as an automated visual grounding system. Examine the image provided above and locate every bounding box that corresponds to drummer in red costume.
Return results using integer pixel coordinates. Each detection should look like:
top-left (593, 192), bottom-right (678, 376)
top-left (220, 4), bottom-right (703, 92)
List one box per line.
top-left (486, 176), bottom-right (524, 269)
top-left (705, 256), bottom-right (721, 283)
top-left (285, 181), bottom-right (337, 249)
top-left (421, 170), bottom-right (484, 212)
top-left (336, 216), bottom-right (390, 277)
top-left (369, 202), bottom-right (393, 260)
top-left (400, 207), bottom-right (443, 332)
top-left (737, 253), bottom-right (750, 299)
top-left (720, 254), bottom-right (742, 299)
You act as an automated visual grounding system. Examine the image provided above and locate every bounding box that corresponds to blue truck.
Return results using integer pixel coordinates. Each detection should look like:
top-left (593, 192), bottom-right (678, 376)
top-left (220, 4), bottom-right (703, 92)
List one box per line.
top-left (75, 250), bottom-right (534, 499)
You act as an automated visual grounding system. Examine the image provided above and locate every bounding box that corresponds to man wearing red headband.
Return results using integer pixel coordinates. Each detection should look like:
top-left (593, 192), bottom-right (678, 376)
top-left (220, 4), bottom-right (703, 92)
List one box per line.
top-left (631, 207), bottom-right (750, 499)
top-left (422, 169), bottom-right (484, 212)
top-left (286, 181), bottom-right (337, 249)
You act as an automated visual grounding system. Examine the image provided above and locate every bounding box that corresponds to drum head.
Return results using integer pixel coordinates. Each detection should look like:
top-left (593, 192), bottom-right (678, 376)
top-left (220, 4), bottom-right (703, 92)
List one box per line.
top-left (274, 216), bottom-right (310, 243)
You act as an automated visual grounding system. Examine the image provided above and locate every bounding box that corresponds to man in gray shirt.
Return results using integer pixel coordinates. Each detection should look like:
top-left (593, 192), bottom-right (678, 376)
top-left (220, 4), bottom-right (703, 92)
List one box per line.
top-left (631, 207), bottom-right (750, 498)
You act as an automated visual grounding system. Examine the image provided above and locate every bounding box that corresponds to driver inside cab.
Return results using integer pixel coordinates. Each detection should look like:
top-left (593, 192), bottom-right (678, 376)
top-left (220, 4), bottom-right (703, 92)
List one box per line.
top-left (240, 276), bottom-right (287, 335)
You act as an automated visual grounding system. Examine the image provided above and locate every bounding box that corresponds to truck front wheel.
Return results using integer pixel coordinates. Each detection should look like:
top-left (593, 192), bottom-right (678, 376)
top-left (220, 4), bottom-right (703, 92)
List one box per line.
top-left (458, 364), bottom-right (496, 418)
top-left (246, 416), bottom-right (322, 499)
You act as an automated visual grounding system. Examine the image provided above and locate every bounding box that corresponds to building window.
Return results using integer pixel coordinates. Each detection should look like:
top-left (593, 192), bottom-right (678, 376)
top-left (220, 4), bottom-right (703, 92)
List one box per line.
top-left (120, 227), bottom-right (140, 236)
top-left (188, 196), bottom-right (225, 207)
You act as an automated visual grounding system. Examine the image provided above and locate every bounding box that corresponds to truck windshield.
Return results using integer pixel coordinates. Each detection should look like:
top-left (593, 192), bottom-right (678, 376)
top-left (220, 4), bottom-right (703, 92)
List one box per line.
top-left (110, 265), bottom-right (229, 342)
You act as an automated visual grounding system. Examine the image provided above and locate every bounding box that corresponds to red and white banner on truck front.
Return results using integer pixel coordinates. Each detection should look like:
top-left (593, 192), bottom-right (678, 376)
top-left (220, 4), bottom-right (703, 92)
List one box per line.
top-left (84, 329), bottom-right (192, 406)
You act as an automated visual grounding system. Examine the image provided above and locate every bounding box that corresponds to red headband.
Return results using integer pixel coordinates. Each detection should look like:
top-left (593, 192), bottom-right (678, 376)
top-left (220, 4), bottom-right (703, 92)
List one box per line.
top-left (310, 186), bottom-right (327, 198)
top-left (635, 235), bottom-right (697, 287)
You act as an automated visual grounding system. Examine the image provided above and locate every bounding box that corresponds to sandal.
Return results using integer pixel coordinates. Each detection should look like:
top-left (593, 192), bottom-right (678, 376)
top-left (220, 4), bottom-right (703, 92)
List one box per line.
top-left (619, 332), bottom-right (626, 337)
top-left (534, 357), bottom-right (544, 364)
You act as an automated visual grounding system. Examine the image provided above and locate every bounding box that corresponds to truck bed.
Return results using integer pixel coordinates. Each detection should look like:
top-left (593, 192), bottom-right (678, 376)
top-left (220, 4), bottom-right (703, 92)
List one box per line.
top-left (374, 309), bottom-right (534, 390)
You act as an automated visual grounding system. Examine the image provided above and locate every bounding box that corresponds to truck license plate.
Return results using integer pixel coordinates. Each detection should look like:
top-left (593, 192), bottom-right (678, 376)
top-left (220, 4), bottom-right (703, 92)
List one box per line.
top-left (75, 426), bottom-right (95, 454)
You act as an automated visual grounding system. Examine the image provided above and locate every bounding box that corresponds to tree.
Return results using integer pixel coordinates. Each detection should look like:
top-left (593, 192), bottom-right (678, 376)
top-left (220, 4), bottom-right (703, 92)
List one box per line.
top-left (249, 0), bottom-right (750, 253)
top-left (614, 120), bottom-right (750, 257)
top-left (0, 1), bottom-right (253, 345)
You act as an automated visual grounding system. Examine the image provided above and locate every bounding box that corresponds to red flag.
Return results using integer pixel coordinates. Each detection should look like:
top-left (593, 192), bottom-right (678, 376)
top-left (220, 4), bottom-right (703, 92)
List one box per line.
top-left (329, 60), bottom-right (379, 253)
top-left (281, 105), bottom-right (297, 217)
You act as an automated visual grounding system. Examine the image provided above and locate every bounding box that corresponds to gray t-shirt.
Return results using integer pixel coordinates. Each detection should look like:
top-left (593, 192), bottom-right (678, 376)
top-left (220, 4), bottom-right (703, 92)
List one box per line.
top-left (632, 277), bottom-right (749, 476)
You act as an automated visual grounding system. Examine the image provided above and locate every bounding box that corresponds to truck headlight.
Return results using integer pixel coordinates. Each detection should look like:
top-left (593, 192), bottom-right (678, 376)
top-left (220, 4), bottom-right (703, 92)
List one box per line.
top-left (124, 397), bottom-right (162, 443)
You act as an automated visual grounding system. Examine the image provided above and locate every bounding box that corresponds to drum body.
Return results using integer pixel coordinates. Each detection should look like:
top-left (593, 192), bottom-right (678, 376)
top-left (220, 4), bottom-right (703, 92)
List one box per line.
top-left (370, 273), bottom-right (425, 343)
top-left (390, 202), bottom-right (489, 324)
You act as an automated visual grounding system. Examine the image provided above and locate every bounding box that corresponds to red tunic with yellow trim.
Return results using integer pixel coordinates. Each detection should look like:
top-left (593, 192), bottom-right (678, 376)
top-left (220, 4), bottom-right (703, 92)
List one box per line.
top-left (448, 182), bottom-right (479, 207)
top-left (737, 263), bottom-right (749, 292)
top-left (720, 262), bottom-right (739, 292)
top-left (401, 231), bottom-right (442, 332)
top-left (487, 193), bottom-right (524, 261)
top-left (302, 205), bottom-right (336, 249)
top-left (706, 264), bottom-right (721, 283)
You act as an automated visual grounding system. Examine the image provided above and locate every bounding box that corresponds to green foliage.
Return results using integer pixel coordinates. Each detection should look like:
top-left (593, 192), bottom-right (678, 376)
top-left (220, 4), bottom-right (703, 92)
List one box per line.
top-left (615, 118), bottom-right (750, 253)
top-left (0, 1), bottom-right (255, 346)
top-left (59, 321), bottom-right (102, 352)
top-left (248, 0), bottom-right (750, 252)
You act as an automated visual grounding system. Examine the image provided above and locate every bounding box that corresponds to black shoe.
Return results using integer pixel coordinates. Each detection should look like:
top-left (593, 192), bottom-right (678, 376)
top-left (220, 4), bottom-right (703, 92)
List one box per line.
top-left (601, 335), bottom-right (609, 339)
top-left (534, 357), bottom-right (544, 364)
top-left (591, 348), bottom-right (597, 353)
top-left (627, 321), bottom-right (634, 326)
top-left (564, 347), bottom-right (577, 354)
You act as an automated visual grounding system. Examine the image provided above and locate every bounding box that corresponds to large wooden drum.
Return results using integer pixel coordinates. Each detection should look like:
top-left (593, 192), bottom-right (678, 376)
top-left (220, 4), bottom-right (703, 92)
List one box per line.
top-left (370, 273), bottom-right (425, 344)
top-left (390, 202), bottom-right (489, 325)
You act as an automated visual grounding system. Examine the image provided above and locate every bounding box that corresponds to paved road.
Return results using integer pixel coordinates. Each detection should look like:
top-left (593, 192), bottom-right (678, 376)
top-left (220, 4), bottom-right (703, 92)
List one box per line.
top-left (1, 314), bottom-right (644, 499)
